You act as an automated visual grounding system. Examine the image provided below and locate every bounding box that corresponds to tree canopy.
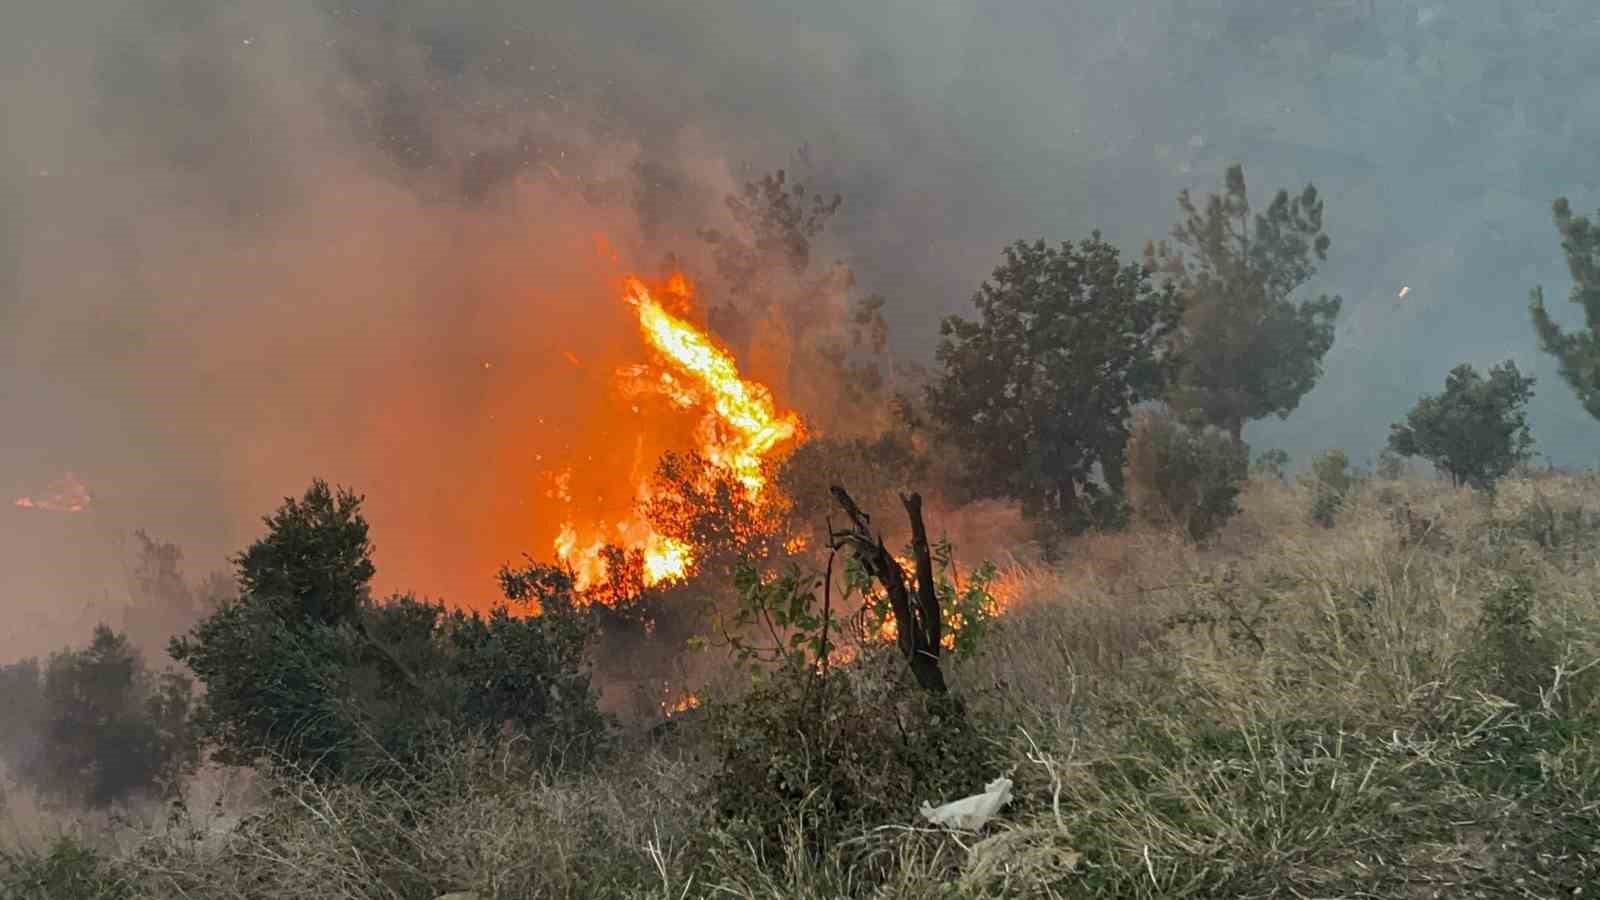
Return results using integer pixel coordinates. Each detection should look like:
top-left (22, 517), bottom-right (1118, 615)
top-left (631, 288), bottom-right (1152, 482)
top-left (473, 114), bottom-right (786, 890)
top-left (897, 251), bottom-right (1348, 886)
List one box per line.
top-left (929, 234), bottom-right (1179, 532)
top-left (1387, 361), bottom-right (1536, 491)
top-left (1147, 164), bottom-right (1343, 442)
top-left (1529, 197), bottom-right (1600, 420)
top-left (234, 479), bottom-right (375, 626)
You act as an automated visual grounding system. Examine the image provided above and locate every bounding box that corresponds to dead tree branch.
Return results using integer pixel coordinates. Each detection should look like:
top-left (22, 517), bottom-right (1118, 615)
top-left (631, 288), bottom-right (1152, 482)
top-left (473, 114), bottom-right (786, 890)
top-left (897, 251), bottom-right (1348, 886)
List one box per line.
top-left (828, 485), bottom-right (948, 694)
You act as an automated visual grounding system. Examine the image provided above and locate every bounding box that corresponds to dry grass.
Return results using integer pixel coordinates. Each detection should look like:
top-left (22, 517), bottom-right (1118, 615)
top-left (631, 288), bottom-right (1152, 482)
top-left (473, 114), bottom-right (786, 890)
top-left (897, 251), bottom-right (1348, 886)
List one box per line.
top-left (9, 472), bottom-right (1600, 898)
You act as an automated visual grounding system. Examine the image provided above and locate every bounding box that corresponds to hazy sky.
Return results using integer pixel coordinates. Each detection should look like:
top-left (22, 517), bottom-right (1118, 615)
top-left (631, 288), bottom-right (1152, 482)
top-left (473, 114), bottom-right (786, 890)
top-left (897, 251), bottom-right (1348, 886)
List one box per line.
top-left (4, 0), bottom-right (1599, 647)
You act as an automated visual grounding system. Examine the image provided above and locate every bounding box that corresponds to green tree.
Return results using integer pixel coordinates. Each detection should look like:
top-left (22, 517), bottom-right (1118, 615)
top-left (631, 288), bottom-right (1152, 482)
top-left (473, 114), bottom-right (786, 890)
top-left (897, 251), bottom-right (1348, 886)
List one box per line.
top-left (929, 235), bottom-right (1180, 533)
top-left (1147, 164), bottom-right (1343, 442)
top-left (1387, 361), bottom-right (1537, 491)
top-left (235, 479), bottom-right (375, 626)
top-left (172, 481), bottom-right (606, 780)
top-left (1529, 197), bottom-right (1600, 419)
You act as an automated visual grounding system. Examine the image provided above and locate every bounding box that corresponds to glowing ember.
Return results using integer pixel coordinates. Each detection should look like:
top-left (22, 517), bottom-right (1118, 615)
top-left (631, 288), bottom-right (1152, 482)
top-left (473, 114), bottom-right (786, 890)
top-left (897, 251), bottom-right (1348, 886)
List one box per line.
top-left (662, 691), bottom-right (701, 716)
top-left (551, 272), bottom-right (804, 593)
top-left (13, 473), bottom-right (91, 513)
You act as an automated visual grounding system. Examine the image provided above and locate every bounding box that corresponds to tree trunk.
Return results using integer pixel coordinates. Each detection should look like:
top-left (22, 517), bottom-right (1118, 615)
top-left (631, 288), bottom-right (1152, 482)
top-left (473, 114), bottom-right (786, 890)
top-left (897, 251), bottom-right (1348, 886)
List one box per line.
top-left (828, 486), bottom-right (948, 694)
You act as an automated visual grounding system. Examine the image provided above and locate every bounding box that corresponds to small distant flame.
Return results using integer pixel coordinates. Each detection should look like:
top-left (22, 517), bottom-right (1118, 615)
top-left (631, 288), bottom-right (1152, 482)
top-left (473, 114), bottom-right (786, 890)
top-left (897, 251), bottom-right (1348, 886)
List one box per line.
top-left (662, 691), bottom-right (700, 716)
top-left (14, 473), bottom-right (91, 513)
top-left (1397, 286), bottom-right (1410, 299)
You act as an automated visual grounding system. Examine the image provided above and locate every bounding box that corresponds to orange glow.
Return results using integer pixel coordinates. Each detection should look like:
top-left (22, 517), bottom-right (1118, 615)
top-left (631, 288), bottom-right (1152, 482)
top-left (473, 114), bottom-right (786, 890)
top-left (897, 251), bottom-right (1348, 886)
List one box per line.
top-left (662, 691), bottom-right (701, 716)
top-left (13, 474), bottom-right (91, 513)
top-left (551, 272), bottom-right (803, 593)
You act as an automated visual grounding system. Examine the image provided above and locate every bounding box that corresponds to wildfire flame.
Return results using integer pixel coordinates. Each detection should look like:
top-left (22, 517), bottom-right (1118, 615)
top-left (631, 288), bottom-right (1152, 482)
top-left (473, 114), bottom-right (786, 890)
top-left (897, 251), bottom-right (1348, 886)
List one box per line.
top-left (551, 272), bottom-right (803, 592)
top-left (13, 473), bottom-right (91, 513)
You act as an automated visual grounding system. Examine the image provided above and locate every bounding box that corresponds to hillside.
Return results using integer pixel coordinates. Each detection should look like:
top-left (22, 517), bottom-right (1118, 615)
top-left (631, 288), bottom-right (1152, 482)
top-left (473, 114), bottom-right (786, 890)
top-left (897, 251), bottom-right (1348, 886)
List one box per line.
top-left (5, 470), bottom-right (1599, 898)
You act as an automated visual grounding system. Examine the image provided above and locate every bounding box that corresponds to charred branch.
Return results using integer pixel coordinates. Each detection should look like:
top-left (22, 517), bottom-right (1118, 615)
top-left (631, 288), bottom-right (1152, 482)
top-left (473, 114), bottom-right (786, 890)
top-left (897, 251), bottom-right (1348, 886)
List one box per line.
top-left (828, 485), bottom-right (947, 694)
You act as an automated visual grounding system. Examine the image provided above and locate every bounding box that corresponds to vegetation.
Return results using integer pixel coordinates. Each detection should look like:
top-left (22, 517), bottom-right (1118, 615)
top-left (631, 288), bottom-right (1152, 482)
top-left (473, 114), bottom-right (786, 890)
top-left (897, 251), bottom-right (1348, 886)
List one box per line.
top-left (1530, 196), bottom-right (1600, 419)
top-left (1388, 360), bottom-right (1537, 491)
top-left (1146, 164), bottom-right (1343, 442)
top-left (1307, 447), bottom-right (1356, 526)
top-left (11, 470), bottom-right (1600, 898)
top-left (929, 235), bottom-right (1180, 534)
top-left (1124, 407), bottom-right (1250, 541)
top-left (168, 480), bottom-right (607, 781)
top-left (0, 625), bottom-right (197, 810)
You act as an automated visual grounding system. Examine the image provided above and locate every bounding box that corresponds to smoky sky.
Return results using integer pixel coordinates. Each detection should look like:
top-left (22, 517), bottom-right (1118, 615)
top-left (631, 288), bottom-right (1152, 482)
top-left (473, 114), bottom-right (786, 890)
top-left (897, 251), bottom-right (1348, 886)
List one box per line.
top-left (4, 0), bottom-right (1600, 653)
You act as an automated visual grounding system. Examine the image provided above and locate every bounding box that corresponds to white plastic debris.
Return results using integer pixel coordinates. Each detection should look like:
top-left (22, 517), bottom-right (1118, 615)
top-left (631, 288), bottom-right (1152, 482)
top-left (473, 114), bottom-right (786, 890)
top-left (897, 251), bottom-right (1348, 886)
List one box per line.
top-left (919, 775), bottom-right (1013, 831)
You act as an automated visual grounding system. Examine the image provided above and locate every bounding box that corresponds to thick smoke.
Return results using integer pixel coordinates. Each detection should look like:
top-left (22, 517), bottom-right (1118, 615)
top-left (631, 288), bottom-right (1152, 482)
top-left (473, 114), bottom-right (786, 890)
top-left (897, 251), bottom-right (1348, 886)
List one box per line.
top-left (6, 1), bottom-right (1600, 656)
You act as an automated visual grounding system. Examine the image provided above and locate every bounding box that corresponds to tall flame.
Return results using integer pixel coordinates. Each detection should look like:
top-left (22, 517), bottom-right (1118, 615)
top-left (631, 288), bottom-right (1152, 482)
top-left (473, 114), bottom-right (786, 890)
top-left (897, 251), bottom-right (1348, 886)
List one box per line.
top-left (551, 272), bottom-right (803, 592)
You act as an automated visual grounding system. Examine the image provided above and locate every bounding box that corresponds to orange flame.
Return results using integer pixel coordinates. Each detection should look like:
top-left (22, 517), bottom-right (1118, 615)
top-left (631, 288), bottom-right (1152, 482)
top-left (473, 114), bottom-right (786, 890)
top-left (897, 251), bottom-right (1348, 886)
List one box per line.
top-left (551, 272), bottom-right (803, 592)
top-left (13, 474), bottom-right (91, 513)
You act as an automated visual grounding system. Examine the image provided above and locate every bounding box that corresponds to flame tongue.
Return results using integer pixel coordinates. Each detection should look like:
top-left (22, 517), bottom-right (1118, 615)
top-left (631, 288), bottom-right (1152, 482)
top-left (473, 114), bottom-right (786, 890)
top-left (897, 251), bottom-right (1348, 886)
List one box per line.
top-left (551, 273), bottom-right (803, 594)
top-left (14, 473), bottom-right (91, 513)
top-left (625, 276), bottom-right (800, 496)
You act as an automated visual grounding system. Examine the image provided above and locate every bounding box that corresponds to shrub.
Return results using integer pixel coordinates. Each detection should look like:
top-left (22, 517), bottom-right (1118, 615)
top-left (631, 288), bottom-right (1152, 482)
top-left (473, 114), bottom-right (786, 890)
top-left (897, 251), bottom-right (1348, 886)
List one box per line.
top-left (0, 626), bottom-right (197, 809)
top-left (171, 479), bottom-right (608, 782)
top-left (704, 653), bottom-right (994, 870)
top-left (1125, 408), bottom-right (1249, 542)
top-left (1252, 448), bottom-right (1290, 481)
top-left (0, 835), bottom-right (129, 900)
top-left (173, 573), bottom-right (608, 782)
top-left (1307, 448), bottom-right (1355, 527)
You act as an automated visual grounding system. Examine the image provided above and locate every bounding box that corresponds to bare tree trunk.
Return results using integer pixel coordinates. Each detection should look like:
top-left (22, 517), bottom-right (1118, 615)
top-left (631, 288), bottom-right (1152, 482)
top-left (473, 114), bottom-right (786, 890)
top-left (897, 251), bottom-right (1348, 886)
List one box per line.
top-left (828, 486), bottom-right (947, 694)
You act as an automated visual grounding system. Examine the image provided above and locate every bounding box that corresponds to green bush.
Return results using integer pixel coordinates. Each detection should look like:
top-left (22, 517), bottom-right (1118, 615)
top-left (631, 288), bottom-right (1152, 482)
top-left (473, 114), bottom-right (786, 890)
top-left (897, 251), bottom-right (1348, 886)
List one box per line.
top-left (1125, 408), bottom-right (1249, 542)
top-left (704, 653), bottom-right (995, 870)
top-left (1307, 448), bottom-right (1355, 527)
top-left (171, 480), bottom-right (608, 782)
top-left (0, 626), bottom-right (197, 809)
top-left (1251, 448), bottom-right (1290, 482)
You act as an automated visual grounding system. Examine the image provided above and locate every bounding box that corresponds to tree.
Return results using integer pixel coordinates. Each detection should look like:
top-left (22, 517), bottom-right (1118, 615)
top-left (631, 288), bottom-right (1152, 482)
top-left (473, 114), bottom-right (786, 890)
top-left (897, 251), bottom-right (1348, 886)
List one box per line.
top-left (0, 626), bottom-right (197, 808)
top-left (234, 479), bottom-right (375, 626)
top-left (1387, 361), bottom-right (1536, 491)
top-left (172, 481), bottom-right (606, 780)
top-left (1147, 164), bottom-right (1343, 442)
top-left (929, 235), bottom-right (1180, 532)
top-left (1124, 408), bottom-right (1249, 542)
top-left (1529, 197), bottom-right (1600, 419)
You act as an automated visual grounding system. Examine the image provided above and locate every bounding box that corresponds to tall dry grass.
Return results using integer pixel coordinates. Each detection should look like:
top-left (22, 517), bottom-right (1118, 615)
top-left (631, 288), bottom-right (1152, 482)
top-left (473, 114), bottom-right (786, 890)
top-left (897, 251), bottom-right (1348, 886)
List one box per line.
top-left (8, 472), bottom-right (1600, 897)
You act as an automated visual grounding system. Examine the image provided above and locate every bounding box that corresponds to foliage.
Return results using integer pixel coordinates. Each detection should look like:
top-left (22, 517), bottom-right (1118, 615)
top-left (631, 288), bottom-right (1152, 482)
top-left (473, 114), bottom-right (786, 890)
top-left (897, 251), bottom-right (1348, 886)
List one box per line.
top-left (774, 427), bottom-right (930, 537)
top-left (930, 234), bottom-right (1180, 532)
top-left (1471, 577), bottom-right (1560, 708)
top-left (1376, 447), bottom-right (1406, 480)
top-left (233, 479), bottom-right (375, 627)
top-left (846, 537), bottom-right (1001, 659)
top-left (171, 480), bottom-right (607, 781)
top-left (701, 167), bottom-right (842, 294)
top-left (703, 655), bottom-right (994, 870)
top-left (1125, 407), bottom-right (1250, 541)
top-left (642, 450), bottom-right (789, 582)
top-left (1387, 360), bottom-right (1537, 491)
top-left (1530, 196), bottom-right (1600, 420)
top-left (1307, 448), bottom-right (1355, 527)
top-left (1146, 163), bottom-right (1343, 441)
top-left (0, 835), bottom-right (130, 900)
top-left (0, 625), bottom-right (197, 809)
top-left (1251, 447), bottom-right (1290, 481)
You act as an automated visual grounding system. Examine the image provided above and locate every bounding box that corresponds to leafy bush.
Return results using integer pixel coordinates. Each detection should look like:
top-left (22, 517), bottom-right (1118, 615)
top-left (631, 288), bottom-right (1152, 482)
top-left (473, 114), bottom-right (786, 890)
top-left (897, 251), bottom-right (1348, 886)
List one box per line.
top-left (1472, 577), bottom-right (1559, 707)
top-left (1388, 360), bottom-right (1536, 491)
top-left (171, 480), bottom-right (608, 782)
top-left (704, 654), bottom-right (994, 870)
top-left (1251, 448), bottom-right (1290, 481)
top-left (1307, 448), bottom-right (1355, 527)
top-left (0, 625), bottom-right (197, 809)
top-left (1125, 408), bottom-right (1249, 541)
